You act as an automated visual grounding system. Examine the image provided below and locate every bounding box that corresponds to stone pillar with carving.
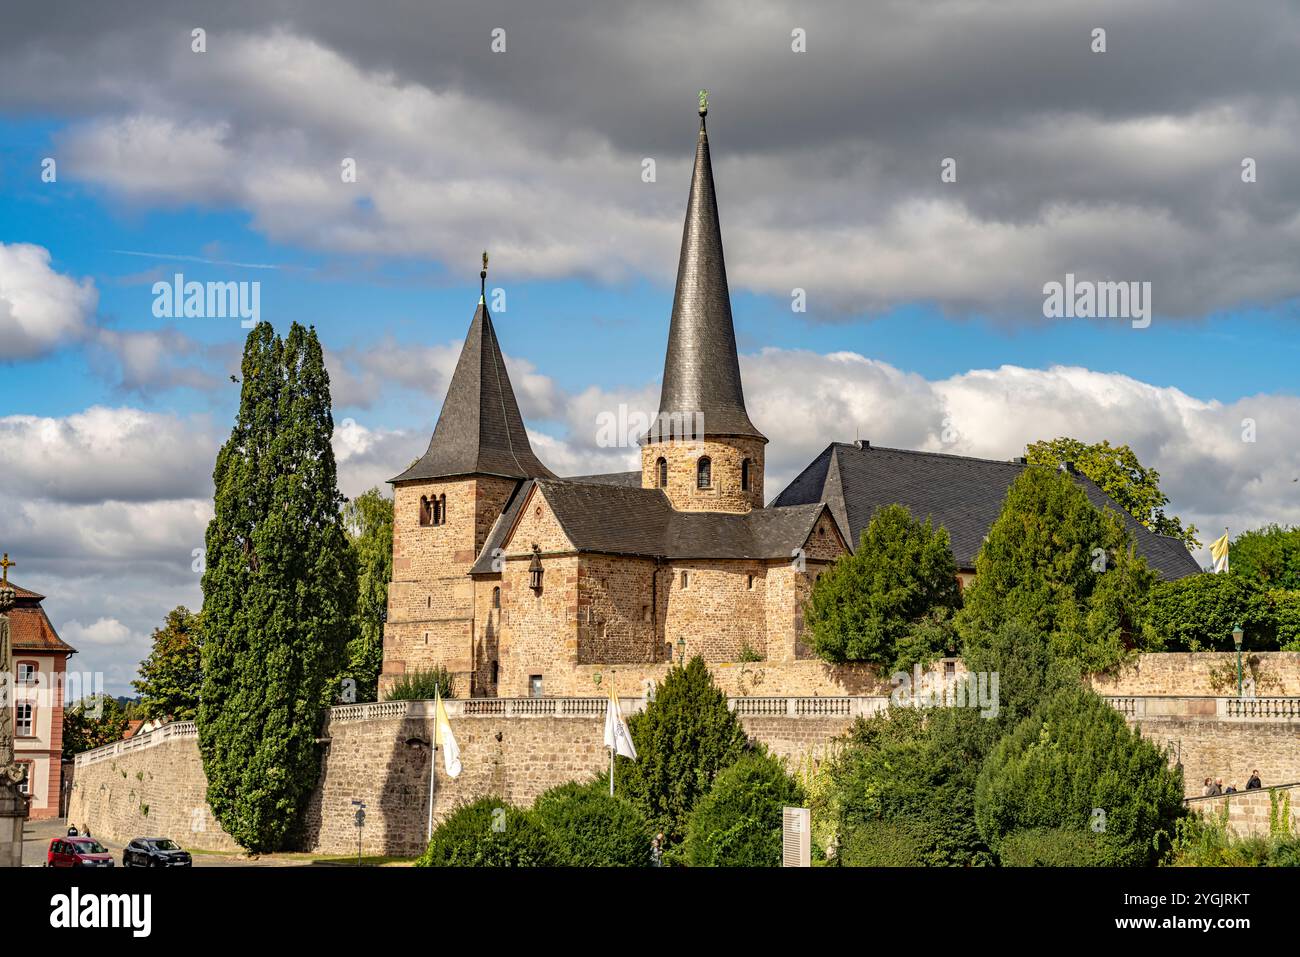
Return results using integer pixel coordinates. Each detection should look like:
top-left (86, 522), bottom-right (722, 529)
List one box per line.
top-left (0, 580), bottom-right (31, 867)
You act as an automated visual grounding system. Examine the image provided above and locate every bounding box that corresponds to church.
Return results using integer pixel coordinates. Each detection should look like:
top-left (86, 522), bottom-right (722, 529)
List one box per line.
top-left (381, 100), bottom-right (1199, 699)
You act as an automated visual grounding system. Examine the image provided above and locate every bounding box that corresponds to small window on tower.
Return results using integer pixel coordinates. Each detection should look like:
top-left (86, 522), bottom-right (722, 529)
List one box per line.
top-left (680, 571), bottom-right (689, 589)
top-left (741, 459), bottom-right (750, 491)
top-left (696, 457), bottom-right (712, 489)
top-left (492, 587), bottom-right (501, 610)
top-left (747, 575), bottom-right (754, 590)
top-left (419, 496), bottom-right (432, 526)
top-left (656, 457), bottom-right (667, 487)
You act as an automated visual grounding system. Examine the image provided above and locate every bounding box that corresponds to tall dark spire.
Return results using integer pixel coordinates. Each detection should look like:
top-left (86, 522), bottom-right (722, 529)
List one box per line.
top-left (649, 92), bottom-right (765, 442)
top-left (391, 258), bottom-right (555, 483)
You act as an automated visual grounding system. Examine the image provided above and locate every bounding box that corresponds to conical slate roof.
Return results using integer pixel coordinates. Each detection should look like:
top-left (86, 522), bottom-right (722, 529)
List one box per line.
top-left (390, 300), bottom-right (555, 483)
top-left (648, 105), bottom-right (765, 443)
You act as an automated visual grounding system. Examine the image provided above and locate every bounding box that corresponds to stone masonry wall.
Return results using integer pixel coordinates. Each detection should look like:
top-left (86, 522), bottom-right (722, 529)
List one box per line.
top-left (67, 736), bottom-right (241, 854)
top-left (1188, 783), bottom-right (1300, 838)
top-left (640, 436), bottom-right (765, 513)
top-left (1090, 651), bottom-right (1300, 697)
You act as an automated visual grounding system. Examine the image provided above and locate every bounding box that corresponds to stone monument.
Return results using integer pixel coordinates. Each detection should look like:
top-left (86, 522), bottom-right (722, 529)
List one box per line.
top-left (0, 552), bottom-right (30, 867)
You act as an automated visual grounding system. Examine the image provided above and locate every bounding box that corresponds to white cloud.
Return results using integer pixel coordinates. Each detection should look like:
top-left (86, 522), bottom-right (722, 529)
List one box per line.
top-left (0, 243), bottom-right (97, 359)
top-left (60, 617), bottom-right (135, 647)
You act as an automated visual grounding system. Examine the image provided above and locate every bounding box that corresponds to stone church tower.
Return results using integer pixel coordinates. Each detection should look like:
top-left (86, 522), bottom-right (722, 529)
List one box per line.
top-left (640, 96), bottom-right (766, 513)
top-left (383, 261), bottom-right (554, 690)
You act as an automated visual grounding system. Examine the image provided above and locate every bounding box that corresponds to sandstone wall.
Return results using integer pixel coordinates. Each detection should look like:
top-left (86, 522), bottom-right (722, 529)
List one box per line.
top-left (1188, 783), bottom-right (1300, 838)
top-left (67, 729), bottom-right (240, 854)
top-left (1090, 651), bottom-right (1300, 697)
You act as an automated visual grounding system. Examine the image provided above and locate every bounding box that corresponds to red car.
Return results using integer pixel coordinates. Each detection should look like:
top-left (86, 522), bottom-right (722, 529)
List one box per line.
top-left (46, 836), bottom-right (115, 867)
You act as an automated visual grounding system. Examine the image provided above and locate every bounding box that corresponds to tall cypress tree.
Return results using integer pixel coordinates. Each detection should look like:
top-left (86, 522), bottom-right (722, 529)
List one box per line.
top-left (198, 322), bottom-right (357, 852)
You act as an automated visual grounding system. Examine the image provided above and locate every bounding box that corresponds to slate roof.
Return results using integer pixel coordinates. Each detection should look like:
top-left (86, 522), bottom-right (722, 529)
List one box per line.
top-left (648, 110), bottom-right (764, 442)
top-left (391, 301), bottom-right (555, 483)
top-left (562, 471), bottom-right (643, 488)
top-left (5, 581), bottom-right (77, 654)
top-left (772, 442), bottom-right (1201, 580)
top-left (469, 476), bottom-right (835, 572)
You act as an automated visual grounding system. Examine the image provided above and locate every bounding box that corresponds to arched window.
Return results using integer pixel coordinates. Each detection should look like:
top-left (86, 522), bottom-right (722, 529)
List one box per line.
top-left (419, 496), bottom-right (432, 526)
top-left (696, 456), bottom-right (712, 489)
top-left (492, 586), bottom-right (501, 609)
top-left (656, 457), bottom-right (667, 487)
top-left (741, 458), bottom-right (750, 491)
top-left (437, 494), bottom-right (447, 525)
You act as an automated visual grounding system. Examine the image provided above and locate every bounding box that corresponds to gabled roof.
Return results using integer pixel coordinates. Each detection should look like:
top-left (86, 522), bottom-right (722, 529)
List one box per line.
top-left (469, 477), bottom-right (839, 571)
top-left (648, 106), bottom-right (764, 442)
top-left (391, 301), bottom-right (555, 483)
top-left (5, 581), bottom-right (77, 654)
top-left (772, 442), bottom-right (1201, 580)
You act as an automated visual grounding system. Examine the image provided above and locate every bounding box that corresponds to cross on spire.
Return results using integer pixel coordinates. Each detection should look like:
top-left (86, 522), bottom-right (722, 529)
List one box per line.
top-left (0, 552), bottom-right (14, 587)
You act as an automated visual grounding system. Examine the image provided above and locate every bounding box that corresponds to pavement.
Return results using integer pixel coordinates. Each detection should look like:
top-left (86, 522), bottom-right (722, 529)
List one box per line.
top-left (21, 816), bottom-right (314, 867)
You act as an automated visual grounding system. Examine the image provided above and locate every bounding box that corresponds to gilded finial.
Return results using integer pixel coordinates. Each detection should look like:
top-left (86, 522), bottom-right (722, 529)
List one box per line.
top-left (0, 552), bottom-right (14, 587)
top-left (698, 89), bottom-right (708, 116)
top-left (480, 250), bottom-right (488, 303)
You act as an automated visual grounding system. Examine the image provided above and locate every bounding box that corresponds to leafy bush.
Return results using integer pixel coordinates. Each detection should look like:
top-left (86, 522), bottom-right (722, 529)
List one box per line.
top-left (830, 706), bottom-right (998, 867)
top-left (975, 685), bottom-right (1184, 866)
top-left (532, 780), bottom-right (650, 867)
top-left (837, 820), bottom-right (928, 867)
top-left (615, 657), bottom-right (748, 845)
top-left (1166, 807), bottom-right (1300, 867)
top-left (1229, 524), bottom-right (1300, 590)
top-left (1146, 573), bottom-right (1278, 651)
top-left (385, 666), bottom-right (456, 701)
top-left (805, 504), bottom-right (961, 670)
top-left (416, 797), bottom-right (555, 867)
top-left (684, 749), bottom-right (803, 867)
top-left (997, 828), bottom-right (1120, 867)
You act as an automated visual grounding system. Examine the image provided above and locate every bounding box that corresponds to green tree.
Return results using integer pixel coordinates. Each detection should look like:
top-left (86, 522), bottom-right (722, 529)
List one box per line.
top-left (956, 465), bottom-right (1157, 672)
top-left (416, 797), bottom-right (555, 867)
top-left (614, 657), bottom-right (748, 846)
top-left (804, 504), bottom-right (961, 670)
top-left (684, 748), bottom-right (804, 867)
top-left (132, 606), bottom-right (203, 720)
top-left (342, 488), bottom-right (393, 703)
top-left (829, 705), bottom-right (999, 867)
top-left (532, 780), bottom-right (651, 867)
top-left (1025, 437), bottom-right (1198, 548)
top-left (1229, 524), bottom-right (1300, 590)
top-left (974, 685), bottom-right (1185, 866)
top-left (1146, 573), bottom-right (1277, 651)
top-left (197, 322), bottom-right (358, 853)
top-left (62, 695), bottom-right (130, 758)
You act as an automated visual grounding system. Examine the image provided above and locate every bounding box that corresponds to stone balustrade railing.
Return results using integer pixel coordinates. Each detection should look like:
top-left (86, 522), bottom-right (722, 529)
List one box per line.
top-left (73, 693), bottom-right (1300, 769)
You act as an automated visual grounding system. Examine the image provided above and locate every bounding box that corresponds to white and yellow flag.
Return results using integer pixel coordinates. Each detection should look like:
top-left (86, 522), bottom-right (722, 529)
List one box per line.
top-left (434, 689), bottom-right (462, 778)
top-left (604, 689), bottom-right (637, 760)
top-left (1209, 531), bottom-right (1230, 574)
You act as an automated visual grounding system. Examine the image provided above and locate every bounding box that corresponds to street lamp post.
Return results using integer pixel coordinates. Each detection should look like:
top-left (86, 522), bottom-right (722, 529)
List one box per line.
top-left (1232, 623), bottom-right (1244, 698)
top-left (676, 638), bottom-right (686, 666)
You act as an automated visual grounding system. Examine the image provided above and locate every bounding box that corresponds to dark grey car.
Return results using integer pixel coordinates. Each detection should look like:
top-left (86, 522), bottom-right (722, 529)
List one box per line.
top-left (123, 837), bottom-right (193, 867)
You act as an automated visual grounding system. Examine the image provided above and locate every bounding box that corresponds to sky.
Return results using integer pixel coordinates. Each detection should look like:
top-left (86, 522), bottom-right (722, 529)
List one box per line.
top-left (2, 0), bottom-right (1299, 695)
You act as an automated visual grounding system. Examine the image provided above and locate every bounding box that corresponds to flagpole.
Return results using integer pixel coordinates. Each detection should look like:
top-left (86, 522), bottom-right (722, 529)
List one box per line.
top-left (426, 693), bottom-right (439, 843)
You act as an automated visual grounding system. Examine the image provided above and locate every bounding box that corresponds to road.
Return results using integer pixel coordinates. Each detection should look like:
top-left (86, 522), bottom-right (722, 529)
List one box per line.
top-left (21, 817), bottom-right (312, 867)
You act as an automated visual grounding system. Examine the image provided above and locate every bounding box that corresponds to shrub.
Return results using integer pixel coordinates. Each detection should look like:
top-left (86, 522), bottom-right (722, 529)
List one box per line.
top-left (1146, 573), bottom-right (1278, 651)
top-left (532, 780), bottom-right (651, 867)
top-left (385, 666), bottom-right (456, 701)
top-left (615, 657), bottom-right (748, 845)
top-left (805, 504), bottom-right (961, 670)
top-left (997, 828), bottom-right (1121, 867)
top-left (684, 749), bottom-right (803, 867)
top-left (830, 705), bottom-right (998, 867)
top-left (837, 820), bottom-right (928, 867)
top-left (1166, 807), bottom-right (1300, 867)
top-left (416, 797), bottom-right (554, 867)
top-left (975, 685), bottom-right (1184, 866)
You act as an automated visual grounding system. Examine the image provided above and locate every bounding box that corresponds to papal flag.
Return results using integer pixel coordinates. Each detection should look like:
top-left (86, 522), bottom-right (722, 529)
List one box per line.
top-left (604, 689), bottom-right (637, 760)
top-left (1209, 531), bottom-right (1231, 574)
top-left (434, 689), bottom-right (462, 778)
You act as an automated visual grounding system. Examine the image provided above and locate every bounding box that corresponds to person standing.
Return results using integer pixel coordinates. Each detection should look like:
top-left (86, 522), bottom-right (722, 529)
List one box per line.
top-left (1246, 770), bottom-right (1263, 790)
